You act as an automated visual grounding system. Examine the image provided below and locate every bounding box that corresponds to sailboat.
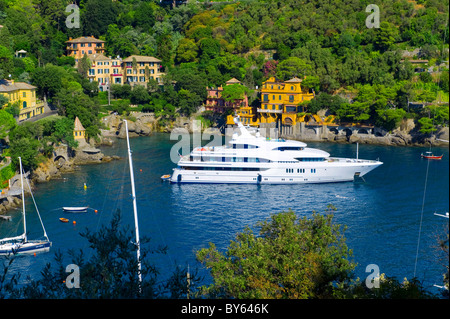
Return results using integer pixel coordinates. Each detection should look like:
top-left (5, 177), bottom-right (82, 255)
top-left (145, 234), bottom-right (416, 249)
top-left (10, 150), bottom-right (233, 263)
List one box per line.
top-left (0, 157), bottom-right (51, 256)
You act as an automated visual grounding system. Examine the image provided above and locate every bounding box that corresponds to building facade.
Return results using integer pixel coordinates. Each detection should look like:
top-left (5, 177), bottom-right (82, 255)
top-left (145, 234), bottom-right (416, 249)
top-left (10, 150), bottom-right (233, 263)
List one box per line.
top-left (66, 36), bottom-right (106, 64)
top-left (73, 116), bottom-right (86, 141)
top-left (226, 76), bottom-right (316, 127)
top-left (205, 78), bottom-right (249, 113)
top-left (0, 80), bottom-right (44, 121)
top-left (85, 54), bottom-right (165, 91)
top-left (259, 77), bottom-right (315, 125)
top-left (68, 37), bottom-right (165, 90)
top-left (122, 55), bottom-right (165, 87)
top-left (87, 53), bottom-right (123, 91)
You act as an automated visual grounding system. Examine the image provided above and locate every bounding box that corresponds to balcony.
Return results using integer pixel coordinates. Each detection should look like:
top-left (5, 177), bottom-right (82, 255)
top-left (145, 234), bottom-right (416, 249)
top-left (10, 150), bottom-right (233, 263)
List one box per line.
top-left (257, 108), bottom-right (282, 114)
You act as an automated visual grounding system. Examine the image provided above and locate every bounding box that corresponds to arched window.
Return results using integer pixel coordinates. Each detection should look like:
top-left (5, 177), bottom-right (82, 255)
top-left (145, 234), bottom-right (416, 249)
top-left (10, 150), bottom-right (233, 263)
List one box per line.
top-left (22, 101), bottom-right (27, 108)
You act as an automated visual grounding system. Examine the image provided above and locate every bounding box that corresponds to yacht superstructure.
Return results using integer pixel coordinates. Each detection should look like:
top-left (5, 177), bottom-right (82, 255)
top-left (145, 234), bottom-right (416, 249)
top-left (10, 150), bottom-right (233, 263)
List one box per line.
top-left (170, 118), bottom-right (382, 184)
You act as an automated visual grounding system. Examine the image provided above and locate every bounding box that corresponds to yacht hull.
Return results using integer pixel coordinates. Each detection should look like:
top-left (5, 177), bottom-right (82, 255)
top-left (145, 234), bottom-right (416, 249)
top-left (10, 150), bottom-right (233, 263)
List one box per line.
top-left (170, 160), bottom-right (382, 184)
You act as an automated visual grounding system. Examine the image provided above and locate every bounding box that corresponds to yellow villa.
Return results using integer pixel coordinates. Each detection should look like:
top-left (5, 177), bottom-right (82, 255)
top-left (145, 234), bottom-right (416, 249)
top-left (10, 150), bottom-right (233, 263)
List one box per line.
top-left (226, 76), bottom-right (315, 127)
top-left (0, 79), bottom-right (44, 121)
top-left (87, 53), bottom-right (123, 91)
top-left (66, 36), bottom-right (106, 64)
top-left (122, 55), bottom-right (165, 87)
top-left (259, 76), bottom-right (315, 125)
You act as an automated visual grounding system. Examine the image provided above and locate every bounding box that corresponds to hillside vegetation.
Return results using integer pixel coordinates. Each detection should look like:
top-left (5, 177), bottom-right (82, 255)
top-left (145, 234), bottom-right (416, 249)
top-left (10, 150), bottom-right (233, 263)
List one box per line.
top-left (0, 0), bottom-right (449, 170)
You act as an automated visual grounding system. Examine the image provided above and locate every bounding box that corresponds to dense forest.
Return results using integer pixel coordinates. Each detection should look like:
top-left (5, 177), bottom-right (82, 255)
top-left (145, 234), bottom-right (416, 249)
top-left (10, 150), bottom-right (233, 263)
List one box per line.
top-left (0, 0), bottom-right (449, 169)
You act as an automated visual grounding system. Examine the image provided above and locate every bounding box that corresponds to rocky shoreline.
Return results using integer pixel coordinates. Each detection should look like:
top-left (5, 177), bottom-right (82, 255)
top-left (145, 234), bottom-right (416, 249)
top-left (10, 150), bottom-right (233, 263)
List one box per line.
top-left (0, 112), bottom-right (448, 216)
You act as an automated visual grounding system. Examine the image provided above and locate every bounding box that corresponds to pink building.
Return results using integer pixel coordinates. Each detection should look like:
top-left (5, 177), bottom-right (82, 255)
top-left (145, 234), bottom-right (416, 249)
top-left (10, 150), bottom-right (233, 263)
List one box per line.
top-left (205, 78), bottom-right (249, 113)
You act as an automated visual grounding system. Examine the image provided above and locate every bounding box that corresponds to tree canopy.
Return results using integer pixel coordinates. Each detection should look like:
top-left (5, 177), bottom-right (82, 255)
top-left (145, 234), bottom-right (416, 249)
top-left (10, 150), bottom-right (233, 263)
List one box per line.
top-left (197, 209), bottom-right (355, 299)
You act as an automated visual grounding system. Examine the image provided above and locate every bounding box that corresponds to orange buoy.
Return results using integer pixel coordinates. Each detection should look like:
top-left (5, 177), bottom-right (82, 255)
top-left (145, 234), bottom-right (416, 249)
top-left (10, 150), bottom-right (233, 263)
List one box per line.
top-left (73, 220), bottom-right (76, 225)
top-left (94, 209), bottom-right (98, 213)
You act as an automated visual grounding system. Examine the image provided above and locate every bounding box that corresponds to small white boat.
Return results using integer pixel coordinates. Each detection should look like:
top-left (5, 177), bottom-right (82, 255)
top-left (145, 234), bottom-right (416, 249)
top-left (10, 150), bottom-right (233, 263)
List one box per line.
top-left (63, 207), bottom-right (88, 213)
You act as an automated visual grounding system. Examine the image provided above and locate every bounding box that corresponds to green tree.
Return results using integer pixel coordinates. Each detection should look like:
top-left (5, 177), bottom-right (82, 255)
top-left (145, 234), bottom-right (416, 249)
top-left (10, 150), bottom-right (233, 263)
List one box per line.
top-left (132, 1), bottom-right (156, 31)
top-left (302, 75), bottom-right (320, 92)
top-left (53, 90), bottom-right (100, 140)
top-left (197, 210), bottom-right (355, 299)
top-left (130, 85), bottom-right (150, 105)
top-left (176, 38), bottom-right (198, 63)
top-left (31, 64), bottom-right (66, 100)
top-left (0, 109), bottom-right (16, 139)
top-left (418, 117), bottom-right (437, 134)
top-left (306, 93), bottom-right (346, 115)
top-left (276, 57), bottom-right (312, 81)
top-left (0, 45), bottom-right (13, 78)
top-left (53, 117), bottom-right (78, 148)
top-left (374, 22), bottom-right (399, 52)
top-left (336, 101), bottom-right (371, 122)
top-left (198, 38), bottom-right (220, 62)
top-left (82, 0), bottom-right (119, 38)
top-left (9, 137), bottom-right (40, 171)
top-left (419, 72), bottom-right (433, 83)
top-left (375, 108), bottom-right (407, 131)
top-left (177, 89), bottom-right (201, 116)
top-left (220, 83), bottom-right (249, 102)
top-left (0, 94), bottom-right (8, 108)
top-left (439, 70), bottom-right (449, 93)
top-left (77, 54), bottom-right (91, 79)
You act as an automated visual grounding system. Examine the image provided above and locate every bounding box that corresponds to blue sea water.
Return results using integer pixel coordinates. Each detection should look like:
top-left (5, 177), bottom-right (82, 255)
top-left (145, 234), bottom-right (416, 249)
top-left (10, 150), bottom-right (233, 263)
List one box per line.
top-left (1, 133), bottom-right (448, 295)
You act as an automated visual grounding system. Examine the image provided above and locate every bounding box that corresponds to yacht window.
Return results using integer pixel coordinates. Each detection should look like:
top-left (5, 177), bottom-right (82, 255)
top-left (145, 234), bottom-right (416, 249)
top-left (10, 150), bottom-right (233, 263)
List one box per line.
top-left (275, 147), bottom-right (304, 151)
top-left (183, 166), bottom-right (261, 171)
top-left (295, 157), bottom-right (325, 162)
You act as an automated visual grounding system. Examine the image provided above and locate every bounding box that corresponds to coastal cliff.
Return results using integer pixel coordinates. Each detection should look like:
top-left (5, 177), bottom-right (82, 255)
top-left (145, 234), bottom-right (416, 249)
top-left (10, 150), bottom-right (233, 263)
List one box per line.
top-left (260, 118), bottom-right (449, 147)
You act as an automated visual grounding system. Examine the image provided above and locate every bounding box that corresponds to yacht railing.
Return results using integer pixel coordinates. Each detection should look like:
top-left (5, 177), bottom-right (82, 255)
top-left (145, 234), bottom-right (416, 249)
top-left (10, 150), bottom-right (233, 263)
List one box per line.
top-left (328, 157), bottom-right (380, 163)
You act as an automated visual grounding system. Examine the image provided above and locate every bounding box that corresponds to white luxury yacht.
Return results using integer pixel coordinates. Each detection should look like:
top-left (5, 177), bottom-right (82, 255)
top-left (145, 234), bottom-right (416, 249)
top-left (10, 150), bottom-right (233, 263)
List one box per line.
top-left (170, 117), bottom-right (382, 184)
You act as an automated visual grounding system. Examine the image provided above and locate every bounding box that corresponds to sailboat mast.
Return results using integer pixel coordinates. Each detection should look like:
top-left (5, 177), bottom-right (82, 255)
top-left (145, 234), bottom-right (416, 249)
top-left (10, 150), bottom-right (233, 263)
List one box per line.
top-left (19, 157), bottom-right (27, 242)
top-left (124, 120), bottom-right (142, 286)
